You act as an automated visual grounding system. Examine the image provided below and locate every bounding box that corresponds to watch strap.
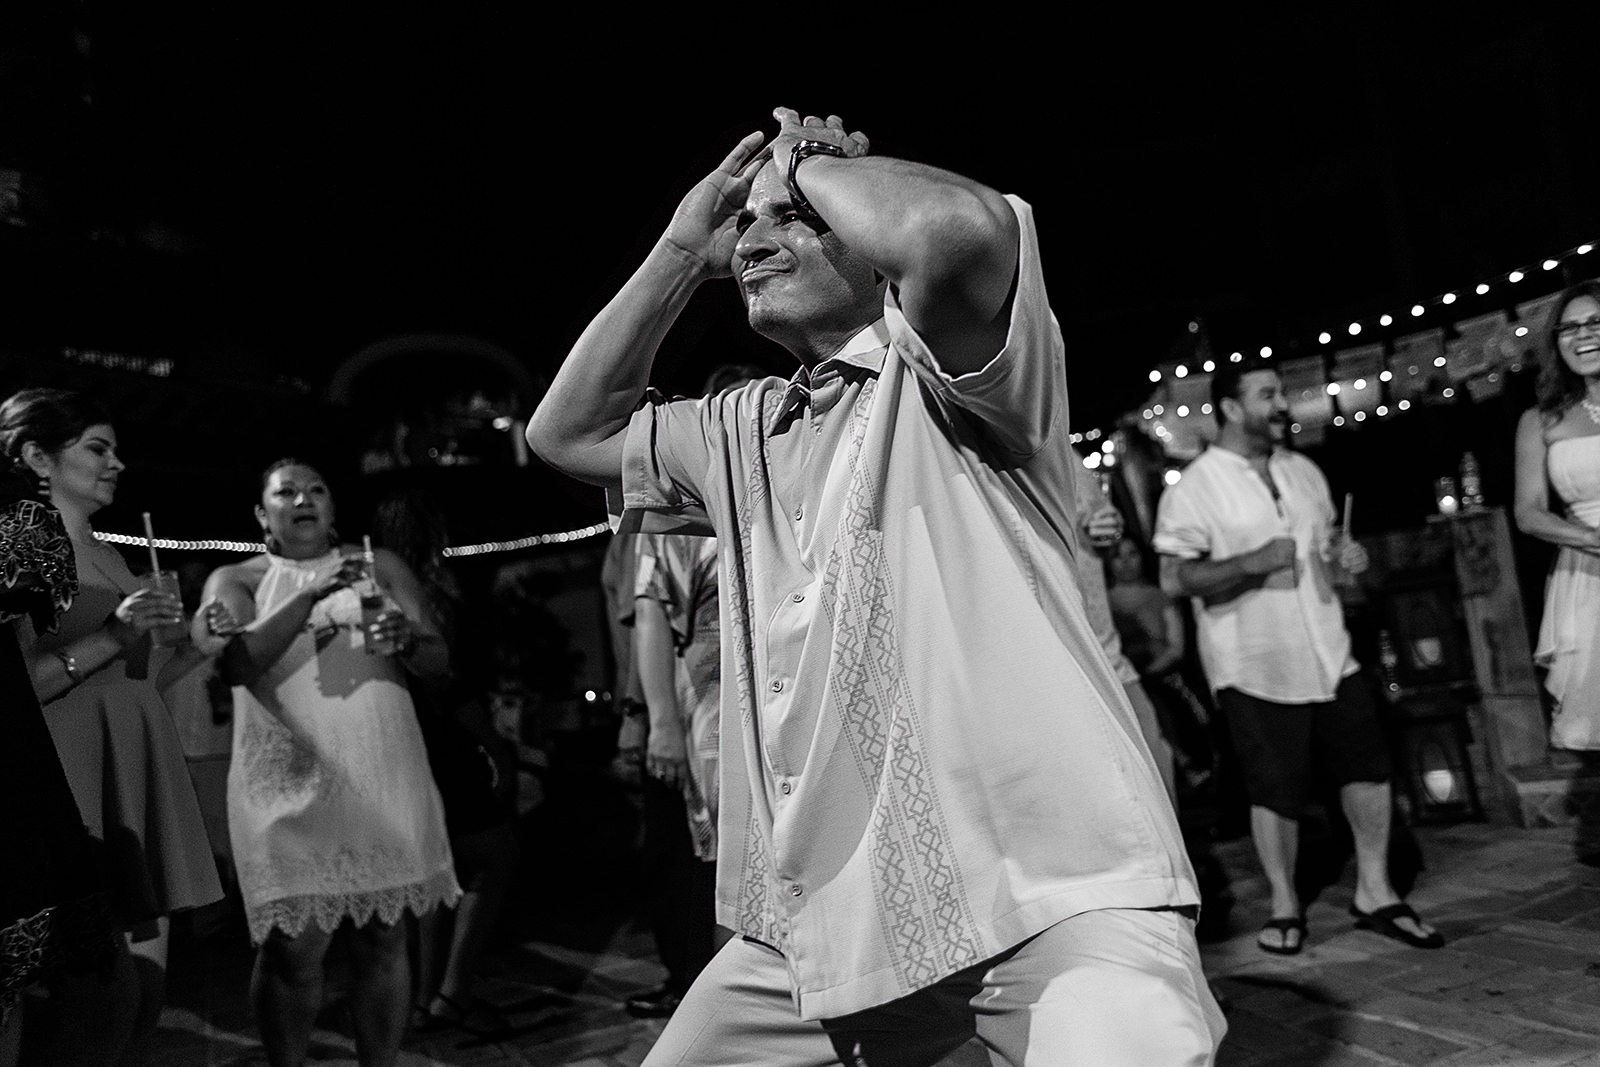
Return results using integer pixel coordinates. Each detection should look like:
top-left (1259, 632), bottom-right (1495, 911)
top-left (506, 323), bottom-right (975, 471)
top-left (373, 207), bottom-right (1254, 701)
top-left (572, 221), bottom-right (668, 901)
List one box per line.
top-left (787, 139), bottom-right (847, 223)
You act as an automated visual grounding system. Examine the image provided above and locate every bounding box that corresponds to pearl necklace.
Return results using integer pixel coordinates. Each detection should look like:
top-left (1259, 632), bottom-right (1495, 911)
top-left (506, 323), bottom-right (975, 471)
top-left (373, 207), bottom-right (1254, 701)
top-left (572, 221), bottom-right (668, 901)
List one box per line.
top-left (1582, 395), bottom-right (1600, 427)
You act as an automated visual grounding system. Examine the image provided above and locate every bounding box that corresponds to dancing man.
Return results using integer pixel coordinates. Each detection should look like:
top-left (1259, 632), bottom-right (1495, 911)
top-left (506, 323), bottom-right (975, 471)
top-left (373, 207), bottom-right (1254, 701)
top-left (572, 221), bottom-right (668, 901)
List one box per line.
top-left (529, 107), bottom-right (1223, 1065)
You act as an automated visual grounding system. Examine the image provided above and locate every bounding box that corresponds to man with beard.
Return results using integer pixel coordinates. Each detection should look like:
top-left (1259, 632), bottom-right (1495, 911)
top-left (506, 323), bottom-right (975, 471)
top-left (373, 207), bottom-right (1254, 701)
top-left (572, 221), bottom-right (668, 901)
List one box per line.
top-left (1153, 363), bottom-right (1443, 956)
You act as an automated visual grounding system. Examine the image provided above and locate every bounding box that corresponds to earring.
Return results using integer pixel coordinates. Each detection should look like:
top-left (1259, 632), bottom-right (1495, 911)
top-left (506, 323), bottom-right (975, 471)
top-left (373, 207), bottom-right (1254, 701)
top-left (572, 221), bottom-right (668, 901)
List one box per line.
top-left (35, 472), bottom-right (50, 499)
top-left (261, 527), bottom-right (282, 555)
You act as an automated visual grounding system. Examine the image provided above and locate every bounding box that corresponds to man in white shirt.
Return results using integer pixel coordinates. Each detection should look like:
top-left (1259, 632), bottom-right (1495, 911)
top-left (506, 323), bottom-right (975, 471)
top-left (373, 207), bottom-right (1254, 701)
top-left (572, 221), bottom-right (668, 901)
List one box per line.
top-left (1154, 362), bottom-right (1443, 956)
top-left (529, 107), bottom-right (1223, 1065)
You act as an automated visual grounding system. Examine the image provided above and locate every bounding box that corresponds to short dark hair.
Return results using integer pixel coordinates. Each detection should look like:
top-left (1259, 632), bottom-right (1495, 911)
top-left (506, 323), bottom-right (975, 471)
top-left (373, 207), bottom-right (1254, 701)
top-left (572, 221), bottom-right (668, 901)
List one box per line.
top-left (0, 388), bottom-right (112, 469)
top-left (1536, 279), bottom-right (1600, 417)
top-left (1208, 359), bottom-right (1277, 425)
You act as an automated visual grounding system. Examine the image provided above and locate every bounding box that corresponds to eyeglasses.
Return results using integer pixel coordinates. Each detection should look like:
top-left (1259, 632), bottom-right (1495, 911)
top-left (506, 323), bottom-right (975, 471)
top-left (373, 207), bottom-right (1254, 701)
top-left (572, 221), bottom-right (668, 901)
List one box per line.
top-left (1555, 317), bottom-right (1600, 341)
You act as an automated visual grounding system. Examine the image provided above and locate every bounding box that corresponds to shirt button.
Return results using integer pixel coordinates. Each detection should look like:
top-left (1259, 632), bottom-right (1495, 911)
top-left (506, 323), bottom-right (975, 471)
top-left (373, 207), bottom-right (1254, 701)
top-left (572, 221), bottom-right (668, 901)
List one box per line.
top-left (770, 679), bottom-right (784, 693)
top-left (794, 506), bottom-right (804, 521)
top-left (790, 884), bottom-right (803, 897)
top-left (791, 592), bottom-right (805, 603)
top-left (780, 780), bottom-right (792, 795)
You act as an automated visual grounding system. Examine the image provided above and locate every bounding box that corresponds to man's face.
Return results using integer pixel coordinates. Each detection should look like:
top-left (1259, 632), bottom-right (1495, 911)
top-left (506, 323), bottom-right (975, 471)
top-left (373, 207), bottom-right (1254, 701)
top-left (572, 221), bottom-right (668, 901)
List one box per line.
top-left (1228, 369), bottom-right (1291, 444)
top-left (731, 163), bottom-right (881, 350)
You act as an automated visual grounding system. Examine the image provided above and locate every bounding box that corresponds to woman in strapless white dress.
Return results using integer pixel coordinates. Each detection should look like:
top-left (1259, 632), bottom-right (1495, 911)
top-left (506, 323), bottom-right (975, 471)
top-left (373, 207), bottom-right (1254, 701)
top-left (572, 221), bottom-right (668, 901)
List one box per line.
top-left (1515, 280), bottom-right (1600, 751)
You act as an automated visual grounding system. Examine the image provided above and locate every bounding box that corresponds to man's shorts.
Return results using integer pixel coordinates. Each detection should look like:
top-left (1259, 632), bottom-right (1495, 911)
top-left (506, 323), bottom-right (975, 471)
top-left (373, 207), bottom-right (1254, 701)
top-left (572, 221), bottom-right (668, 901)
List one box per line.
top-left (1216, 673), bottom-right (1392, 818)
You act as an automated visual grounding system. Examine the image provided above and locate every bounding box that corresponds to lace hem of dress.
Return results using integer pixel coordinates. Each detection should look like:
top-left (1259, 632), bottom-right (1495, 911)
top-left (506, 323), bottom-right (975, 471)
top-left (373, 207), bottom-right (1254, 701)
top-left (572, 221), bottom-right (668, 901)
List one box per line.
top-left (246, 870), bottom-right (462, 944)
top-left (0, 498), bottom-right (77, 631)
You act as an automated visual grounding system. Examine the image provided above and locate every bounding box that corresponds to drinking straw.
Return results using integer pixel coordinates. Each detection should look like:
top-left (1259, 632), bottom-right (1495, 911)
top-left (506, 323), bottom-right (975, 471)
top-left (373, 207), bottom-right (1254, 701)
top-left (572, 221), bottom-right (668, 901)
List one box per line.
top-left (142, 512), bottom-right (161, 575)
top-left (362, 534), bottom-right (376, 570)
top-left (1342, 493), bottom-right (1354, 540)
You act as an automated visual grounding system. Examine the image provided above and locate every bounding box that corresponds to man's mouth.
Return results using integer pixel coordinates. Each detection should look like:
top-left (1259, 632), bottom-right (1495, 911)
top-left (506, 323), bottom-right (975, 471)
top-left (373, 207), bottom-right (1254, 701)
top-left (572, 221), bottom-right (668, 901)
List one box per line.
top-left (741, 262), bottom-right (787, 286)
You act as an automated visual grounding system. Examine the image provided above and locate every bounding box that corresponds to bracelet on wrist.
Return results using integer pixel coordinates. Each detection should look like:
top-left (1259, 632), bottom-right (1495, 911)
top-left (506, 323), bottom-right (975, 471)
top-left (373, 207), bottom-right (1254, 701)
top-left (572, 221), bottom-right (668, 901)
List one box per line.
top-left (52, 648), bottom-right (83, 688)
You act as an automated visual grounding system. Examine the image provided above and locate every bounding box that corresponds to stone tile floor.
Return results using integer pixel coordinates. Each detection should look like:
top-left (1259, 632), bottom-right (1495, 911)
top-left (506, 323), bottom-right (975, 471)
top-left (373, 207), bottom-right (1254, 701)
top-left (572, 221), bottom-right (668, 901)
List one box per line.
top-left (55, 816), bottom-right (1600, 1065)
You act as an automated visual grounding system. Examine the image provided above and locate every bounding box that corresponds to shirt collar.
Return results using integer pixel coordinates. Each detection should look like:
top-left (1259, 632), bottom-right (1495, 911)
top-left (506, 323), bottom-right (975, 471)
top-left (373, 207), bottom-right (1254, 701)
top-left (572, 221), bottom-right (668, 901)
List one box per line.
top-left (766, 318), bottom-right (890, 436)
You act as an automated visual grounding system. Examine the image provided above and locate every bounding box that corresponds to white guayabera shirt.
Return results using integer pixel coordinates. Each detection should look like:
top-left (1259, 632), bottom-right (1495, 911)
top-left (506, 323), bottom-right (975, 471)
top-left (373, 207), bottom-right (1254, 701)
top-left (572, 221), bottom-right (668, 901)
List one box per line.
top-left (622, 198), bottom-right (1196, 1020)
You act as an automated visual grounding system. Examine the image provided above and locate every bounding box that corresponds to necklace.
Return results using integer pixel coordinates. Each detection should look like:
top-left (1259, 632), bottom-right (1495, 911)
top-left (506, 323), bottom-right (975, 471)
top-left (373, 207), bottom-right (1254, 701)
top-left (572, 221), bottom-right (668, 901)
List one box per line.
top-left (1581, 395), bottom-right (1600, 426)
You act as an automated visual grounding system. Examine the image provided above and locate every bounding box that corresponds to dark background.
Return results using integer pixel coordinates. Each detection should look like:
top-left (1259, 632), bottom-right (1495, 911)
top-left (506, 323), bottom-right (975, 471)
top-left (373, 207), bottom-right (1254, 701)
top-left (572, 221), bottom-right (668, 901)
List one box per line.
top-left (3, 7), bottom-right (1599, 546)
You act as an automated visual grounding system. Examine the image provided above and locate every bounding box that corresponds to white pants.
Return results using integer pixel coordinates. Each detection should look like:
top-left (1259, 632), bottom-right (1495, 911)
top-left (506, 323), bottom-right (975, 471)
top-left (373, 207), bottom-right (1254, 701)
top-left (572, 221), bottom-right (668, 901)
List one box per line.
top-left (641, 908), bottom-right (1226, 1066)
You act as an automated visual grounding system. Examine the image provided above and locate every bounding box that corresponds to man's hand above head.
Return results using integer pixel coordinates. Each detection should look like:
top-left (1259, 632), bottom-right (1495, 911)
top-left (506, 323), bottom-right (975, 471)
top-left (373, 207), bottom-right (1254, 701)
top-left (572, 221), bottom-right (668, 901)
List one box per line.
top-left (767, 108), bottom-right (872, 178)
top-left (661, 130), bottom-right (769, 280)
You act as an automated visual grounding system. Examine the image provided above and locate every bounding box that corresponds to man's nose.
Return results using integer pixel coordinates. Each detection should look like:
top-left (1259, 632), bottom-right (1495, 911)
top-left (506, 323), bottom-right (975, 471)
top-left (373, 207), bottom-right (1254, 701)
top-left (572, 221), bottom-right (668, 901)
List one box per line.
top-left (734, 218), bottom-right (777, 265)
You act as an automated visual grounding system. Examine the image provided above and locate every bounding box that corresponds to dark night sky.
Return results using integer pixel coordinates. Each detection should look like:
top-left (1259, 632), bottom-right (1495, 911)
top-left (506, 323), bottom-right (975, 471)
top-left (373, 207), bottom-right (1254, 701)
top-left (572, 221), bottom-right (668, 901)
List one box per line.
top-left (5, 8), bottom-right (1600, 537)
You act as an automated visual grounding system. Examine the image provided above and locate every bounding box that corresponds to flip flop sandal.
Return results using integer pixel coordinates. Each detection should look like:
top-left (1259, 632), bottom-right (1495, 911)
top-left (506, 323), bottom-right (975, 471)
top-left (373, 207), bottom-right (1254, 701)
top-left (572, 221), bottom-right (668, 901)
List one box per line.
top-left (1257, 915), bottom-right (1306, 955)
top-left (1349, 902), bottom-right (1445, 949)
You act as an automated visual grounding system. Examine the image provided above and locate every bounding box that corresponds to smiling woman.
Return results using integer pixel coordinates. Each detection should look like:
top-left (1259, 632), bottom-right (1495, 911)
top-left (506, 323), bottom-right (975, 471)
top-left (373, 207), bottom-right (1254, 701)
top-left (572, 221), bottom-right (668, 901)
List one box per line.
top-left (0, 386), bottom-right (223, 1063)
top-left (1514, 280), bottom-right (1600, 753)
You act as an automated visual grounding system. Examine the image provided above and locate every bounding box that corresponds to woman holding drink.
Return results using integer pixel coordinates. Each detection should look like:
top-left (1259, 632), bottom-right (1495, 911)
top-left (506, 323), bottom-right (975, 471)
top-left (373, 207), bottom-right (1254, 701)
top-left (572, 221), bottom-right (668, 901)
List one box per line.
top-left (1, 387), bottom-right (221, 1064)
top-left (196, 458), bottom-right (457, 1067)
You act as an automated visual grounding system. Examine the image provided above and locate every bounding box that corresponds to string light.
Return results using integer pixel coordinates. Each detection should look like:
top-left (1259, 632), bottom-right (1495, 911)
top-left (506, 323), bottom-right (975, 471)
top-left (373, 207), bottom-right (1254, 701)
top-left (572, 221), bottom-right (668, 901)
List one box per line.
top-left (1138, 238), bottom-right (1593, 439)
top-left (95, 521), bottom-right (612, 557)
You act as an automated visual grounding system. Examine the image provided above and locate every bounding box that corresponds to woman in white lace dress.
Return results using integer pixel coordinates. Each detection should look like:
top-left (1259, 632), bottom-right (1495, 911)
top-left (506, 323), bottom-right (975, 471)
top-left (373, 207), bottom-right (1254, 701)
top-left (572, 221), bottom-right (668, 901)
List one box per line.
top-left (197, 459), bottom-right (459, 1067)
top-left (1514, 280), bottom-right (1600, 753)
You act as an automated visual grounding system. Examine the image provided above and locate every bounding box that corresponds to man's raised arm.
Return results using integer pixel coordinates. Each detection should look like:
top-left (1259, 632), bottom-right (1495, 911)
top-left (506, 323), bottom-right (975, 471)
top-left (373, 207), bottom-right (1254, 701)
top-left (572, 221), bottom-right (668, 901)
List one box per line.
top-left (525, 131), bottom-right (766, 490)
top-left (766, 109), bottom-right (1021, 376)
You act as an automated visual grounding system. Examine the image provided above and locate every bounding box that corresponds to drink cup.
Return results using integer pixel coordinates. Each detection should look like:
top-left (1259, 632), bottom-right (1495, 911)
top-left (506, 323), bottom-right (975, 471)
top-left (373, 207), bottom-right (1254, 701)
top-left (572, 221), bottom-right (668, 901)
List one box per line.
top-left (142, 569), bottom-right (188, 647)
top-left (361, 590), bottom-right (398, 656)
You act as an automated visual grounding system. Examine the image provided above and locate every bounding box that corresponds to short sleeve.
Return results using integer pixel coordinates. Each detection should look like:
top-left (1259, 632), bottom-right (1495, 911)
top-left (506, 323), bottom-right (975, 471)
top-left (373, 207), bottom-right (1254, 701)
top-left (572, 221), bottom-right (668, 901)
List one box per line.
top-left (621, 392), bottom-right (713, 514)
top-left (883, 195), bottom-right (1065, 457)
top-left (634, 535), bottom-right (692, 650)
top-left (0, 491), bottom-right (77, 631)
top-left (1152, 477), bottom-right (1213, 561)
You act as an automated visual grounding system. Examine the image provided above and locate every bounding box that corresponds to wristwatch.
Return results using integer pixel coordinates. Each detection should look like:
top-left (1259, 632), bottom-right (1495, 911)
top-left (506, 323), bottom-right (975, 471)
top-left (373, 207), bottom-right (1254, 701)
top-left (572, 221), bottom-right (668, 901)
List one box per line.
top-left (788, 139), bottom-right (847, 223)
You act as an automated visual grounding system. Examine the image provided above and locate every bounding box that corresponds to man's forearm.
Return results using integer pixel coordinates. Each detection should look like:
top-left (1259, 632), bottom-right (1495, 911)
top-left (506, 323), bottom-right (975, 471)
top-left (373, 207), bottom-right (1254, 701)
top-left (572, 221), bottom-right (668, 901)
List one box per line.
top-left (525, 239), bottom-right (707, 487)
top-left (791, 154), bottom-right (1012, 290)
top-left (1161, 554), bottom-right (1270, 603)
